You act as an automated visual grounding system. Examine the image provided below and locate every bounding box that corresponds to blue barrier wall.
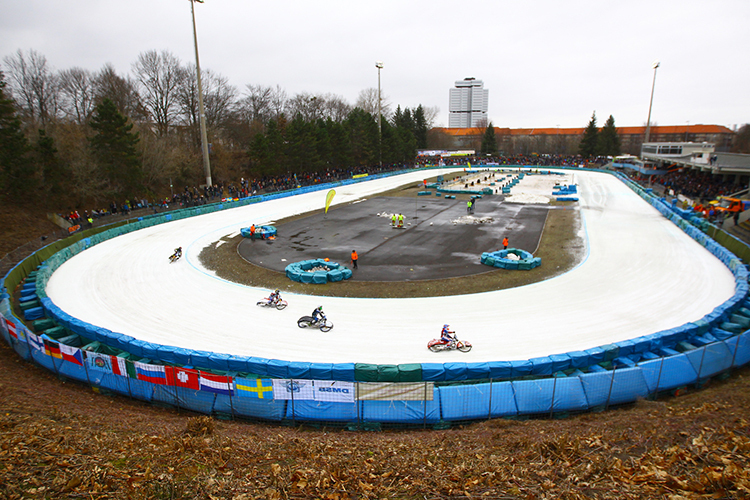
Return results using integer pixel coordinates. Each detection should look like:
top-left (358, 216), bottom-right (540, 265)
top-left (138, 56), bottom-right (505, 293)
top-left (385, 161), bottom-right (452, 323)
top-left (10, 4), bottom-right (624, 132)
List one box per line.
top-left (1, 167), bottom-right (749, 426)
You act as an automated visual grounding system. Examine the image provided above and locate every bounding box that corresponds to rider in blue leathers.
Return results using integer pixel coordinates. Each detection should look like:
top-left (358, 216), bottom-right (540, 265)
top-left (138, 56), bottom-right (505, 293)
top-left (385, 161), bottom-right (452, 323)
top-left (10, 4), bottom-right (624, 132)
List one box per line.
top-left (312, 305), bottom-right (326, 324)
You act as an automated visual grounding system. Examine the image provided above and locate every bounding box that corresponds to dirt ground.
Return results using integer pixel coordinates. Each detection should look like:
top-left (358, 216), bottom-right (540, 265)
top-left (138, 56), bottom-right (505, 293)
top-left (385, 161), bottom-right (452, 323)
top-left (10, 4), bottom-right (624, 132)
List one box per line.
top-left (2, 187), bottom-right (750, 498)
top-left (199, 181), bottom-right (584, 298)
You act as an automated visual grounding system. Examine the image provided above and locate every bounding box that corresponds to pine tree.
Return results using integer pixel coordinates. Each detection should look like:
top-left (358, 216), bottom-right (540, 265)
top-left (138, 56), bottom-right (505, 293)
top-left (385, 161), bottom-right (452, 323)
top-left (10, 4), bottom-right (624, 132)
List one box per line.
top-left (481, 122), bottom-right (498, 155)
top-left (0, 72), bottom-right (34, 201)
top-left (89, 98), bottom-right (142, 199)
top-left (578, 112), bottom-right (599, 158)
top-left (597, 115), bottom-right (621, 157)
top-left (36, 128), bottom-right (68, 198)
top-left (413, 105), bottom-right (428, 149)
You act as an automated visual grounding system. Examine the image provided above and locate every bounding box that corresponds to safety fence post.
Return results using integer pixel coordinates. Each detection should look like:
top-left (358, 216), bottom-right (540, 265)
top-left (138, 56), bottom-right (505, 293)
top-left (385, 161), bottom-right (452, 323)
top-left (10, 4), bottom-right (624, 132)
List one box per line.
top-left (487, 379), bottom-right (493, 421)
top-left (605, 365), bottom-right (616, 411)
top-left (653, 357), bottom-right (666, 400)
top-left (549, 376), bottom-right (558, 419)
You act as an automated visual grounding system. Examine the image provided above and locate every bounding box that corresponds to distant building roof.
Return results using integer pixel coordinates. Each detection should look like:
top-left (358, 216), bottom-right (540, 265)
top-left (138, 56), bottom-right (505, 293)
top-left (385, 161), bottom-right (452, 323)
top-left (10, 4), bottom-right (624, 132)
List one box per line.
top-left (434, 124), bottom-right (734, 136)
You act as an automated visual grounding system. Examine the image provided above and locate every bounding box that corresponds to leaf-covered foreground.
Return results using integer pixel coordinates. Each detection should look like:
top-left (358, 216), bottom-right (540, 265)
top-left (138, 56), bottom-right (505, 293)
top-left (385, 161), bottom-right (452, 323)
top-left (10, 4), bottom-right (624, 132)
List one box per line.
top-left (1, 340), bottom-right (750, 499)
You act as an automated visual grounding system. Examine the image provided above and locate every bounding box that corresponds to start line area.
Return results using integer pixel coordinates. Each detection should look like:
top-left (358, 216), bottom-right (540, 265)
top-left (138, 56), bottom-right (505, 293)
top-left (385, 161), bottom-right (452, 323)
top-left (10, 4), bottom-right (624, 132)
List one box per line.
top-left (44, 168), bottom-right (735, 366)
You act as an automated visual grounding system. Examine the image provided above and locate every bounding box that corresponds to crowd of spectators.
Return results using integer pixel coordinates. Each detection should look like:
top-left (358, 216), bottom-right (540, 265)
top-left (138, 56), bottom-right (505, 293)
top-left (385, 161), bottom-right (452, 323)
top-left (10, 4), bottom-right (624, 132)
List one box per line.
top-left (649, 170), bottom-right (742, 203)
top-left (415, 153), bottom-right (607, 169)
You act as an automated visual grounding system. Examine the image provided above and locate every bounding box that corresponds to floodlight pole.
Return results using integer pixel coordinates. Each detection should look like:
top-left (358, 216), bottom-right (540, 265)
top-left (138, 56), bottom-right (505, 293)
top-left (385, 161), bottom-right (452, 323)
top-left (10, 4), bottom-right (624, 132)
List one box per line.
top-left (376, 61), bottom-right (383, 167)
top-left (190, 0), bottom-right (212, 188)
top-left (644, 61), bottom-right (660, 144)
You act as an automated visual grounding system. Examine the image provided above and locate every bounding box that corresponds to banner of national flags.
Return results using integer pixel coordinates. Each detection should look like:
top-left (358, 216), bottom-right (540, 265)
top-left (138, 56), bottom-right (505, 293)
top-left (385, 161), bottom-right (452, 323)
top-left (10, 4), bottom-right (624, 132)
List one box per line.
top-left (1, 312), bottom-right (427, 402)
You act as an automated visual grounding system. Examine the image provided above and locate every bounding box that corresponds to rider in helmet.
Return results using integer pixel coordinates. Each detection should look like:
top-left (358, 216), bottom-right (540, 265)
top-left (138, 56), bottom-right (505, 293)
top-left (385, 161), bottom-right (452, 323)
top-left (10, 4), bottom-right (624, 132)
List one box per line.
top-left (174, 246), bottom-right (183, 258)
top-left (441, 324), bottom-right (456, 345)
top-left (268, 288), bottom-right (281, 305)
top-left (312, 305), bottom-right (326, 324)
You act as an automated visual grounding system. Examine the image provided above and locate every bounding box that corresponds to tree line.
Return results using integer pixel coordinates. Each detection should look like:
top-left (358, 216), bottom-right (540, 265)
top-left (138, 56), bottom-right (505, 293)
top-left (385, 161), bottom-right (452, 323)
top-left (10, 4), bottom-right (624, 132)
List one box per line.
top-left (0, 48), bottom-right (435, 208)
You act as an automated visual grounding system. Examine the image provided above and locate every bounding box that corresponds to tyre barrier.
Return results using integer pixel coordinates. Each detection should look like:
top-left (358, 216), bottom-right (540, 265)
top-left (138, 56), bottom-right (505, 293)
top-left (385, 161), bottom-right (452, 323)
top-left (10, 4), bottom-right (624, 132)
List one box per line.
top-left (285, 259), bottom-right (353, 284)
top-left (240, 225), bottom-right (277, 239)
top-left (1, 167), bottom-right (750, 427)
top-left (481, 248), bottom-right (542, 270)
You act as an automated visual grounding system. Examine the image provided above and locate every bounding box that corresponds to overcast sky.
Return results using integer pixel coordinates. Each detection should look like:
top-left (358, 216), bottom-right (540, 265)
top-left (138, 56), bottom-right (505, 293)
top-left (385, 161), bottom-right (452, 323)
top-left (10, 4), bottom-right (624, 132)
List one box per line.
top-left (2, 0), bottom-right (748, 129)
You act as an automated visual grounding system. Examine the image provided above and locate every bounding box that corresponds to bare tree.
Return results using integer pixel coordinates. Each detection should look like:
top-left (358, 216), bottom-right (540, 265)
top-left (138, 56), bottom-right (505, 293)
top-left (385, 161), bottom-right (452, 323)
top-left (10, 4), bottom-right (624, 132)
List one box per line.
top-left (320, 93), bottom-right (351, 122)
top-left (238, 84), bottom-right (274, 125)
top-left (421, 105), bottom-right (440, 129)
top-left (94, 63), bottom-right (145, 122)
top-left (355, 87), bottom-right (391, 120)
top-left (286, 92), bottom-right (327, 122)
top-left (269, 85), bottom-right (287, 120)
top-left (2, 48), bottom-right (59, 127)
top-left (178, 66), bottom-right (238, 132)
top-left (132, 50), bottom-right (185, 136)
top-left (58, 67), bottom-right (96, 124)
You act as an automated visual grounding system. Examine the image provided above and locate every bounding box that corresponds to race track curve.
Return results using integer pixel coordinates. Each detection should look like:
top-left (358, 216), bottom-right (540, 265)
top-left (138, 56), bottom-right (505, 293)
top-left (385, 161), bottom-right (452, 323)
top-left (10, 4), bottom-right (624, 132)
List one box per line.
top-left (45, 169), bottom-right (735, 365)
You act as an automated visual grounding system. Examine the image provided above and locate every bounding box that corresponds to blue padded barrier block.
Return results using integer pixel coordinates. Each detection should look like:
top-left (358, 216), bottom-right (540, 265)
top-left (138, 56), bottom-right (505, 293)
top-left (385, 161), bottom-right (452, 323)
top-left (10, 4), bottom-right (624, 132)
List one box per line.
top-left (529, 356), bottom-right (554, 376)
top-left (659, 346), bottom-right (680, 357)
top-left (139, 341), bottom-right (162, 361)
top-left (465, 362), bottom-right (490, 380)
top-left (24, 306), bottom-right (44, 321)
top-left (287, 361), bottom-right (312, 379)
top-left (189, 350), bottom-right (213, 371)
top-left (549, 354), bottom-right (572, 373)
top-left (512, 378), bottom-right (555, 415)
top-left (710, 328), bottom-right (736, 341)
top-left (615, 339), bottom-right (636, 357)
top-left (246, 357), bottom-right (270, 376)
top-left (361, 389), bottom-right (441, 423)
top-left (170, 348), bottom-right (194, 367)
top-left (439, 383), bottom-right (491, 420)
top-left (640, 351), bottom-right (660, 361)
top-left (489, 381), bottom-right (518, 417)
top-left (266, 359), bottom-right (290, 378)
top-left (720, 322), bottom-right (743, 334)
top-left (509, 359), bottom-right (533, 377)
top-left (207, 353), bottom-right (232, 372)
top-left (607, 367), bottom-right (650, 405)
top-left (443, 362), bottom-right (469, 381)
top-left (112, 334), bottom-right (137, 354)
top-left (584, 347), bottom-right (606, 365)
top-left (691, 319), bottom-right (711, 336)
top-left (287, 400), bottom-right (359, 422)
top-left (613, 357), bottom-right (636, 369)
top-left (487, 360), bottom-right (512, 379)
top-left (587, 364), bottom-right (607, 373)
top-left (226, 355), bottom-right (248, 373)
top-left (551, 376), bottom-right (588, 412)
top-left (155, 345), bottom-right (178, 365)
top-left (691, 333), bottom-right (717, 347)
top-left (308, 363), bottom-right (333, 380)
top-left (331, 363), bottom-right (355, 382)
top-left (601, 344), bottom-right (620, 361)
top-left (216, 395), bottom-right (286, 421)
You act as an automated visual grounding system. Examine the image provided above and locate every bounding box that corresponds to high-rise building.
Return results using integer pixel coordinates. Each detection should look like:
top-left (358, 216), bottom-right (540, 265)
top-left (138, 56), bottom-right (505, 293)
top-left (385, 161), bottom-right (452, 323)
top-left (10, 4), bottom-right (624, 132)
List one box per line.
top-left (449, 78), bottom-right (489, 128)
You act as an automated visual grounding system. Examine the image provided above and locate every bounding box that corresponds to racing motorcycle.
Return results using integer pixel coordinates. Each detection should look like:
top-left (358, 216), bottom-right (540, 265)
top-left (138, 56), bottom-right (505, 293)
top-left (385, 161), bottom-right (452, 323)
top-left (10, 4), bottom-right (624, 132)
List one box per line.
top-left (169, 251), bottom-right (181, 263)
top-left (297, 315), bottom-right (334, 332)
top-left (256, 297), bottom-right (288, 310)
top-left (427, 335), bottom-right (472, 352)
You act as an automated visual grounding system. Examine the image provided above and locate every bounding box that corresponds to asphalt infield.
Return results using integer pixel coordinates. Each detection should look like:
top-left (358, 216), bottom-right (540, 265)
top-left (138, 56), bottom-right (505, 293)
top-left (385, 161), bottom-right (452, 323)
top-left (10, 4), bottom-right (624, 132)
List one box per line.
top-left (238, 195), bottom-right (550, 282)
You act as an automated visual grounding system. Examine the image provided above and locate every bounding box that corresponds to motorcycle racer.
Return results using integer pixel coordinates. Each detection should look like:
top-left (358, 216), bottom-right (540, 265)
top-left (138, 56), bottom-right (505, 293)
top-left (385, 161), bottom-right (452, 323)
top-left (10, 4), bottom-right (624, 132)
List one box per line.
top-left (441, 324), bottom-right (456, 345)
top-left (312, 305), bottom-right (326, 324)
top-left (268, 289), bottom-right (281, 305)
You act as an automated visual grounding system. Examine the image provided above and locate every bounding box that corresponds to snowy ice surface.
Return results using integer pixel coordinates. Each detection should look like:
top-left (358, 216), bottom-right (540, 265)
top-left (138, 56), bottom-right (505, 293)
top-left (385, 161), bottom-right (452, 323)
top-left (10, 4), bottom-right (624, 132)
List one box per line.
top-left (45, 169), bottom-right (735, 365)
